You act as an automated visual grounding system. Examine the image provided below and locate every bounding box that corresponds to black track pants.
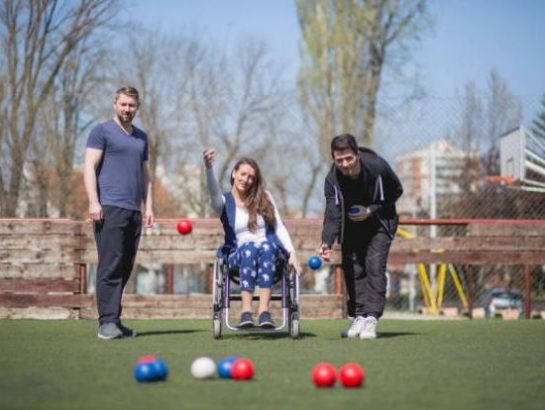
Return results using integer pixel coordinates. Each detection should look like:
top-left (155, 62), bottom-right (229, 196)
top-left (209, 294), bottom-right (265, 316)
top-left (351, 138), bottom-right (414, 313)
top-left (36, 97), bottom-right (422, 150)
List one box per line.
top-left (341, 229), bottom-right (393, 318)
top-left (93, 205), bottom-right (142, 325)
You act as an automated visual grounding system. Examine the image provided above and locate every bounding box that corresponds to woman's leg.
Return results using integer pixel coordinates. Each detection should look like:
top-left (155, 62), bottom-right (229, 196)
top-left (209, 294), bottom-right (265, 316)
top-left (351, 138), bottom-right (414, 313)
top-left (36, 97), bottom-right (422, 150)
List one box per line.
top-left (228, 242), bottom-right (259, 313)
top-left (257, 288), bottom-right (272, 314)
top-left (256, 241), bottom-right (278, 314)
top-left (241, 291), bottom-right (253, 313)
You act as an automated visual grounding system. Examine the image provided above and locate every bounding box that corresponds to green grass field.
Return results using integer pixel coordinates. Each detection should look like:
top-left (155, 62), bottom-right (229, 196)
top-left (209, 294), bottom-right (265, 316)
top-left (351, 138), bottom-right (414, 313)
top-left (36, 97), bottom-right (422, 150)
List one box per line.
top-left (1, 319), bottom-right (544, 410)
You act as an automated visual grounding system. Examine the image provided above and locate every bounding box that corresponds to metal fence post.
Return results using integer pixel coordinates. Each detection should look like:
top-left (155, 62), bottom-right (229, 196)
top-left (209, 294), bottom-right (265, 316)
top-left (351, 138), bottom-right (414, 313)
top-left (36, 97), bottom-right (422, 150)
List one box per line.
top-left (524, 264), bottom-right (532, 319)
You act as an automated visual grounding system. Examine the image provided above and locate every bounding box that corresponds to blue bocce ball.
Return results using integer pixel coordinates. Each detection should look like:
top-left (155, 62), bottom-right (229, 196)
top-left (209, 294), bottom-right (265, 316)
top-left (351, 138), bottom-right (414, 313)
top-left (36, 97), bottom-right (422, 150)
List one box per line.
top-left (152, 359), bottom-right (169, 381)
top-left (307, 256), bottom-right (322, 270)
top-left (217, 355), bottom-right (238, 379)
top-left (134, 362), bottom-right (158, 382)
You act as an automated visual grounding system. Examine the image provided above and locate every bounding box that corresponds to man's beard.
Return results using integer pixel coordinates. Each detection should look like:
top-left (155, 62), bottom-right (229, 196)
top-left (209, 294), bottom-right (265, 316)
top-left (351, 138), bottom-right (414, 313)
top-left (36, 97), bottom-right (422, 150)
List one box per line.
top-left (117, 112), bottom-right (134, 125)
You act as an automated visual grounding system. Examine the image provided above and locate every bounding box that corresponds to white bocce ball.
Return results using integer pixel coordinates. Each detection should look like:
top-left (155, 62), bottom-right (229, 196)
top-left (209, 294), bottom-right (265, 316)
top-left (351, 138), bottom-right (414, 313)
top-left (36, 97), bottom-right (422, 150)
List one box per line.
top-left (190, 357), bottom-right (217, 379)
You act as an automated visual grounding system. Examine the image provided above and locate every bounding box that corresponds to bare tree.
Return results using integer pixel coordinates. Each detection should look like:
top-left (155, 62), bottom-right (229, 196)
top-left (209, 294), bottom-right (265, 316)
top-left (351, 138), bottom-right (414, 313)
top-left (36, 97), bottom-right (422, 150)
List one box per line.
top-left (25, 140), bottom-right (51, 217)
top-left (175, 36), bottom-right (227, 217)
top-left (296, 0), bottom-right (429, 153)
top-left (215, 40), bottom-right (287, 180)
top-left (0, 0), bottom-right (118, 216)
top-left (303, 164), bottom-right (324, 216)
top-left (294, 0), bottom-right (428, 217)
top-left (482, 70), bottom-right (522, 176)
top-left (177, 37), bottom-right (291, 217)
top-left (457, 82), bottom-right (482, 192)
top-left (0, 70), bottom-right (7, 185)
top-left (295, 0), bottom-right (368, 215)
top-left (106, 29), bottom-right (194, 217)
top-left (297, 0), bottom-right (366, 160)
top-left (113, 30), bottom-right (192, 183)
top-left (361, 0), bottom-right (427, 144)
top-left (106, 29), bottom-right (292, 218)
top-left (40, 42), bottom-right (109, 217)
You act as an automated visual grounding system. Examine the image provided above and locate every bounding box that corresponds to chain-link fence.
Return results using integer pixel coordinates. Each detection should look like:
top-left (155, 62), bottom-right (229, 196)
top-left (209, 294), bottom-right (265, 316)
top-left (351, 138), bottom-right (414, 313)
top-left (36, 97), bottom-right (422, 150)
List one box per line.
top-left (373, 95), bottom-right (545, 220)
top-left (372, 95), bottom-right (545, 317)
top-left (386, 263), bottom-right (545, 319)
top-left (80, 93), bottom-right (545, 318)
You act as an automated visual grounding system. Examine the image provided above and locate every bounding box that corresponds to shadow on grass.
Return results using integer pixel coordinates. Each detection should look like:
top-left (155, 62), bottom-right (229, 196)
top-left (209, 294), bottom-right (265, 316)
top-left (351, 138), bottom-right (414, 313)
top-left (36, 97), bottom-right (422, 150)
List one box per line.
top-left (221, 330), bottom-right (317, 340)
top-left (340, 330), bottom-right (421, 339)
top-left (377, 331), bottom-right (421, 338)
top-left (136, 329), bottom-right (203, 337)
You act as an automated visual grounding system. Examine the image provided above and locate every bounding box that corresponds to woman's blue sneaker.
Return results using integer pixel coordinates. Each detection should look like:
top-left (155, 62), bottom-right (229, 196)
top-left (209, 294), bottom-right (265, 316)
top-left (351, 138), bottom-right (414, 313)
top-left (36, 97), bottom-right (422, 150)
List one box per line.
top-left (238, 311), bottom-right (254, 328)
top-left (258, 311), bottom-right (275, 329)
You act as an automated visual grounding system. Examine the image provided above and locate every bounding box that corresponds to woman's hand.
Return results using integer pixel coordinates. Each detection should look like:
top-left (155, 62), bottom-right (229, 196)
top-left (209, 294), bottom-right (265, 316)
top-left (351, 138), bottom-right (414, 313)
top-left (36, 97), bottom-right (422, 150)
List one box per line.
top-left (202, 148), bottom-right (215, 168)
top-left (288, 252), bottom-right (303, 276)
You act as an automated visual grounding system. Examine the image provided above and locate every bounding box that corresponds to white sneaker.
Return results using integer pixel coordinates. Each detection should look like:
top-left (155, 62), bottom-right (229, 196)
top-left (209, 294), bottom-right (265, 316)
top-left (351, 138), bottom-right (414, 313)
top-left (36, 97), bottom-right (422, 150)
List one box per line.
top-left (345, 316), bottom-right (366, 338)
top-left (359, 316), bottom-right (378, 339)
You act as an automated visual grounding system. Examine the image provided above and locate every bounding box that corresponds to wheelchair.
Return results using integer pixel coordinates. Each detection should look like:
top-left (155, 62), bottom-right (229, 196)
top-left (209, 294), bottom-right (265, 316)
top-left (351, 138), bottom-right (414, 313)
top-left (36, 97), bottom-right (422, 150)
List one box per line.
top-left (211, 246), bottom-right (300, 339)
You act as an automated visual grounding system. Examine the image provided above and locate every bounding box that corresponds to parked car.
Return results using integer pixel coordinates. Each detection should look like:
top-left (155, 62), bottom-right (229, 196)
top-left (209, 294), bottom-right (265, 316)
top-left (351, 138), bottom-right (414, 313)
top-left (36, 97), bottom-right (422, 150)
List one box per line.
top-left (476, 288), bottom-right (524, 318)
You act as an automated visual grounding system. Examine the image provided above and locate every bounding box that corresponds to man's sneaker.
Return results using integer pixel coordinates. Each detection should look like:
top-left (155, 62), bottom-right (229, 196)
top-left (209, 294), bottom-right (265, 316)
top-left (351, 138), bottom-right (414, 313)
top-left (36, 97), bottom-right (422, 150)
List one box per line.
top-left (360, 316), bottom-right (378, 339)
top-left (344, 316), bottom-right (366, 338)
top-left (97, 322), bottom-right (123, 340)
top-left (119, 323), bottom-right (137, 337)
top-left (238, 311), bottom-right (254, 328)
top-left (257, 311), bottom-right (275, 329)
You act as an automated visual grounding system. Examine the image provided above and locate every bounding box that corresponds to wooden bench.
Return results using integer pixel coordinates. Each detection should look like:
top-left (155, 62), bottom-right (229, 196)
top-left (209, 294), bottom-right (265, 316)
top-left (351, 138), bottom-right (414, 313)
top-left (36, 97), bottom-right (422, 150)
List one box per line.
top-left (1, 218), bottom-right (545, 319)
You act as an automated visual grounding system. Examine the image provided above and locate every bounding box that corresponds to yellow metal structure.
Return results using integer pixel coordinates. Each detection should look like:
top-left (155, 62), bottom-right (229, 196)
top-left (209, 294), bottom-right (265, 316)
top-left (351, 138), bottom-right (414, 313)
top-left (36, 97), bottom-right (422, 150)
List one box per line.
top-left (396, 228), bottom-right (468, 314)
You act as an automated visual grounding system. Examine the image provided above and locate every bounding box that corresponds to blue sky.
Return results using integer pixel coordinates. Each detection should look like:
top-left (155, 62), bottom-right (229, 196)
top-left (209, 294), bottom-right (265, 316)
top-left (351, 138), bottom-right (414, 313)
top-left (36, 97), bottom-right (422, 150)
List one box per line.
top-left (420, 0), bottom-right (545, 100)
top-left (127, 0), bottom-right (545, 111)
top-left (128, 0), bottom-right (301, 81)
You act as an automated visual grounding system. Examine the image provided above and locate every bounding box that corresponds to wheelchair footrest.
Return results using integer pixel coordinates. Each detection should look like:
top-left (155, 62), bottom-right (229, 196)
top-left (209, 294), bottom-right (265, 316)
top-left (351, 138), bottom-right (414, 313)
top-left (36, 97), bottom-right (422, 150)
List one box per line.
top-left (228, 295), bottom-right (284, 301)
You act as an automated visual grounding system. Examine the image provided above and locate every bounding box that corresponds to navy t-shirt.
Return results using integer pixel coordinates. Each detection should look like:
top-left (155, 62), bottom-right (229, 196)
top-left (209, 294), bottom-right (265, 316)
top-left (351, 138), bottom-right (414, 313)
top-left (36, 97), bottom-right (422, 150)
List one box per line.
top-left (86, 119), bottom-right (148, 212)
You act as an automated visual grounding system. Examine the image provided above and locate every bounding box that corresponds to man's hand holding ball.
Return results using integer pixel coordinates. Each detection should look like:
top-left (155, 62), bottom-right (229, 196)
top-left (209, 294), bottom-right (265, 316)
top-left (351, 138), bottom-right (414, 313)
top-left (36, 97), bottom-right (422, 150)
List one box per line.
top-left (347, 205), bottom-right (370, 222)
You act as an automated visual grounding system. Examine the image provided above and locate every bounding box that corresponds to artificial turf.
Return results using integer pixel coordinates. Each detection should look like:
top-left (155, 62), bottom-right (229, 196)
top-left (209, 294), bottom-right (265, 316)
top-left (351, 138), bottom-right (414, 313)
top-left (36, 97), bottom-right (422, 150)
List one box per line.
top-left (0, 319), bottom-right (544, 410)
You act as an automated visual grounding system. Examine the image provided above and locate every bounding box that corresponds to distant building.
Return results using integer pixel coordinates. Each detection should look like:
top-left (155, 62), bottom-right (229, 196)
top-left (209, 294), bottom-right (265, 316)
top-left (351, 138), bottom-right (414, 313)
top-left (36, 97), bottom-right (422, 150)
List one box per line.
top-left (394, 139), bottom-right (479, 217)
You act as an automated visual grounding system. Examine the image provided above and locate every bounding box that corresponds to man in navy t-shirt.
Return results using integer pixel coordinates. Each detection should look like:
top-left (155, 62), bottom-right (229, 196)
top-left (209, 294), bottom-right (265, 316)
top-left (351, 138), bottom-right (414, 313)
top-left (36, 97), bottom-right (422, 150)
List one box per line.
top-left (84, 86), bottom-right (154, 340)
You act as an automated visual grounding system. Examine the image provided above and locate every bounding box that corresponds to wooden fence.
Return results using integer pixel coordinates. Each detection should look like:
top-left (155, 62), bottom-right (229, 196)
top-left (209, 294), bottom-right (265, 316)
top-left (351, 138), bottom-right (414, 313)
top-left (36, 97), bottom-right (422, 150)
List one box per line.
top-left (1, 218), bottom-right (544, 319)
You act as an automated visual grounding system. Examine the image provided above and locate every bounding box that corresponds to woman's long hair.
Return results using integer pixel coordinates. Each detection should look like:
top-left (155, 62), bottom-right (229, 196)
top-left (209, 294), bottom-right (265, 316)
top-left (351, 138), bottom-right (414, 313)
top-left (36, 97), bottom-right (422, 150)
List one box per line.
top-left (230, 158), bottom-right (276, 231)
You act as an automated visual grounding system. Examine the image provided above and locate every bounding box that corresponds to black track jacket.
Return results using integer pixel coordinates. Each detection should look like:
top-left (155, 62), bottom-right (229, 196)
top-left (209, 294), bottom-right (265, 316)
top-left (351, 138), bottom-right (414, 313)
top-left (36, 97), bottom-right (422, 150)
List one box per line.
top-left (321, 147), bottom-right (403, 247)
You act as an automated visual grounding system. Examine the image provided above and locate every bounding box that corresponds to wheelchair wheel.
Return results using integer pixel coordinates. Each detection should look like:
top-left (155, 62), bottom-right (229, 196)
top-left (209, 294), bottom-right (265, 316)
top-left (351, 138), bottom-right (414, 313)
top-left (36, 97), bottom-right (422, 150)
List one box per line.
top-left (289, 312), bottom-right (299, 339)
top-left (213, 317), bottom-right (222, 339)
top-left (212, 259), bottom-right (225, 339)
top-left (287, 268), bottom-right (299, 339)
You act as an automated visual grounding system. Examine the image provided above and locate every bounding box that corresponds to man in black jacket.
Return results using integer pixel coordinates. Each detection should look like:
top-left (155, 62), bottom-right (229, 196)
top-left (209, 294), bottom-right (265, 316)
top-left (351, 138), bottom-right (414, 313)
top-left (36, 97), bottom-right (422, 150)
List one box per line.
top-left (320, 134), bottom-right (403, 339)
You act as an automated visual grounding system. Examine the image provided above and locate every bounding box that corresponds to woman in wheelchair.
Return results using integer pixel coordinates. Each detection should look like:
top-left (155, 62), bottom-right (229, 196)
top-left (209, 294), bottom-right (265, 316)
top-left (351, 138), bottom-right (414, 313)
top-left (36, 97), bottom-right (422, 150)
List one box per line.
top-left (203, 148), bottom-right (302, 329)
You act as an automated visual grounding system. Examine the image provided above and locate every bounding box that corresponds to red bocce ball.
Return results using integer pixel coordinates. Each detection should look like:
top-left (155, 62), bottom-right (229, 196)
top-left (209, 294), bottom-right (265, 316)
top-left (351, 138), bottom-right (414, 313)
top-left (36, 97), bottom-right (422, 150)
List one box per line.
top-left (311, 363), bottom-right (337, 387)
top-left (176, 219), bottom-right (193, 235)
top-left (231, 358), bottom-right (255, 381)
top-left (136, 355), bottom-right (157, 364)
top-left (339, 362), bottom-right (365, 388)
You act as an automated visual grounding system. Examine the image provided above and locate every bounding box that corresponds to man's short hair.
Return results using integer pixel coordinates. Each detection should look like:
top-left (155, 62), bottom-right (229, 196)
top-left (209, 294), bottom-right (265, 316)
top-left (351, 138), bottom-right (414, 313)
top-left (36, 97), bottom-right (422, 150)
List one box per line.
top-left (115, 86), bottom-right (140, 103)
top-left (331, 133), bottom-right (358, 158)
